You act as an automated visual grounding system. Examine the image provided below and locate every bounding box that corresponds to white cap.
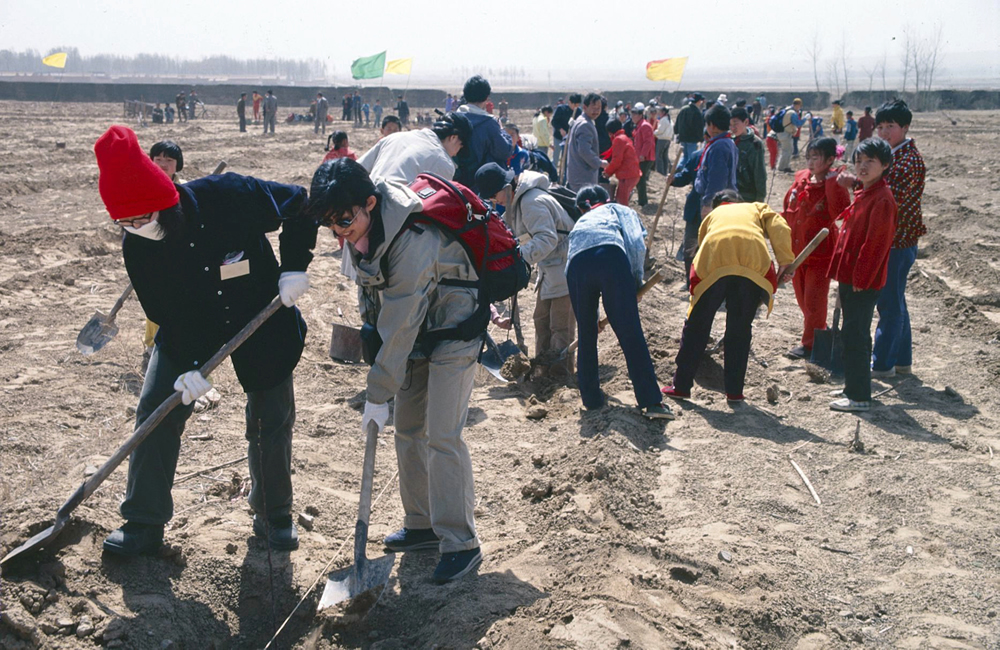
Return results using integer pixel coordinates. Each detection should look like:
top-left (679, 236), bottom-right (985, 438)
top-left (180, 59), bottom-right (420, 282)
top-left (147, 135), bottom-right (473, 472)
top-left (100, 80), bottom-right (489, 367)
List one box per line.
top-left (632, 101), bottom-right (645, 112)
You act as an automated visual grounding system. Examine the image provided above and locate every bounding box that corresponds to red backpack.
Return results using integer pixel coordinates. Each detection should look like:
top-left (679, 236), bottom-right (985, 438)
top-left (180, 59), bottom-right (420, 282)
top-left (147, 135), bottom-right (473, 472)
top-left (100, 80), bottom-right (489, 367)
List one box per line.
top-left (390, 173), bottom-right (530, 346)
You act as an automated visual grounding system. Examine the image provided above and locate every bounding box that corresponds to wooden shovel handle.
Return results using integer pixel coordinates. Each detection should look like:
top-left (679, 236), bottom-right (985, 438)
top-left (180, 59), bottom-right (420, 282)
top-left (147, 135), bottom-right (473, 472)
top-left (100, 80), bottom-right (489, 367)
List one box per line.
top-left (778, 228), bottom-right (829, 286)
top-left (644, 148), bottom-right (686, 254)
top-left (59, 296), bottom-right (284, 517)
top-left (105, 283), bottom-right (134, 323)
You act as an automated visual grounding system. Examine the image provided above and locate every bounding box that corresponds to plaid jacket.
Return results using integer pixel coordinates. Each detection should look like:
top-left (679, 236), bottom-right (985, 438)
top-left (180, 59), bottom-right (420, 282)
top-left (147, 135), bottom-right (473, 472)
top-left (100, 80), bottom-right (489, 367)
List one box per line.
top-left (885, 139), bottom-right (926, 248)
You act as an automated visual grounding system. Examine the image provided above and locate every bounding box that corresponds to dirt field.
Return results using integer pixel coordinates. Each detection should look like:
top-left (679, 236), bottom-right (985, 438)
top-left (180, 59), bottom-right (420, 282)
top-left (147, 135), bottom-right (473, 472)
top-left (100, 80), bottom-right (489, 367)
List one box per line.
top-left (1, 99), bottom-right (998, 650)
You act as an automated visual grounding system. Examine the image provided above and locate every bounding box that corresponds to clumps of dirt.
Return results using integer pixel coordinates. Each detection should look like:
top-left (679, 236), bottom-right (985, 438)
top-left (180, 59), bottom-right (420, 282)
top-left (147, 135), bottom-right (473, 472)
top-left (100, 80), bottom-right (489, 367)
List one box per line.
top-left (208, 473), bottom-right (250, 500)
top-left (500, 352), bottom-right (531, 381)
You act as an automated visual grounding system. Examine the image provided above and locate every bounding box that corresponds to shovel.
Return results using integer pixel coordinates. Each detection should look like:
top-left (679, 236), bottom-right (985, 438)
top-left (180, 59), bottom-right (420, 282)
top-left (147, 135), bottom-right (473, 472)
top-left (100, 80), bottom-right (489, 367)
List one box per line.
top-left (810, 293), bottom-right (844, 374)
top-left (76, 283), bottom-right (134, 355)
top-left (1, 296), bottom-right (284, 566)
top-left (318, 421), bottom-right (396, 613)
top-left (776, 228), bottom-right (829, 287)
top-left (480, 333), bottom-right (519, 382)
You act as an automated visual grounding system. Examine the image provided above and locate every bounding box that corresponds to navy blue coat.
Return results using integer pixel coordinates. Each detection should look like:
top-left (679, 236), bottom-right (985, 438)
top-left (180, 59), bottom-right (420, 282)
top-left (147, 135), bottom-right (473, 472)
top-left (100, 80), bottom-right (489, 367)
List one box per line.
top-left (123, 173), bottom-right (317, 392)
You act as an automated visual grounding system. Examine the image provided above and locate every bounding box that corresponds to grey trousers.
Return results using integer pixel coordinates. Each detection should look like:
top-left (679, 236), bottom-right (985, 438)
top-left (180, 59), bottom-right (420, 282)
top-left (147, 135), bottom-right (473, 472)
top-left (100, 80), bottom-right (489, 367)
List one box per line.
top-left (776, 131), bottom-right (793, 171)
top-left (393, 350), bottom-right (480, 553)
top-left (534, 293), bottom-right (575, 376)
top-left (263, 112), bottom-right (276, 134)
top-left (121, 345), bottom-right (295, 525)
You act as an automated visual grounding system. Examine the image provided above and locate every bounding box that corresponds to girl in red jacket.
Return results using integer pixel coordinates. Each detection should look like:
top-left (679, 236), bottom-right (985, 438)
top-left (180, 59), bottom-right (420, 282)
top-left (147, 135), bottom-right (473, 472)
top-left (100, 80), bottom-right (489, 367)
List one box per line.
top-left (604, 120), bottom-right (642, 205)
top-left (782, 137), bottom-right (851, 358)
top-left (826, 138), bottom-right (896, 412)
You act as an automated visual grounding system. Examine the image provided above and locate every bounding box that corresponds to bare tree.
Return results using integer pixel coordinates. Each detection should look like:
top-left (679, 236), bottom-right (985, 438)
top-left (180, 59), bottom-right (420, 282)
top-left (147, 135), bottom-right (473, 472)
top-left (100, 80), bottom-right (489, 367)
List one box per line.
top-left (806, 28), bottom-right (823, 94)
top-left (922, 24), bottom-right (944, 97)
top-left (839, 32), bottom-right (850, 96)
top-left (880, 50), bottom-right (888, 98)
top-left (862, 63), bottom-right (878, 104)
top-left (900, 25), bottom-right (913, 96)
top-left (826, 60), bottom-right (841, 97)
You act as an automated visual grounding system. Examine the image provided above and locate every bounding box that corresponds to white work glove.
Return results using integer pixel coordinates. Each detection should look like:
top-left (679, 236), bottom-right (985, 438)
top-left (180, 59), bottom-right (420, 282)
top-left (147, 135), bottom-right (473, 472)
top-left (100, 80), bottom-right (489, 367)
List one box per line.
top-left (174, 371), bottom-right (212, 406)
top-left (278, 272), bottom-right (309, 307)
top-left (362, 401), bottom-right (389, 435)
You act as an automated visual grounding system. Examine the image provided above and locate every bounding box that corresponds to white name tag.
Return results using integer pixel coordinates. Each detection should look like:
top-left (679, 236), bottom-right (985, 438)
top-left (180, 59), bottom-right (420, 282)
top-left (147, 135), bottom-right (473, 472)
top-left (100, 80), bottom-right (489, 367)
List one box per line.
top-left (220, 259), bottom-right (250, 280)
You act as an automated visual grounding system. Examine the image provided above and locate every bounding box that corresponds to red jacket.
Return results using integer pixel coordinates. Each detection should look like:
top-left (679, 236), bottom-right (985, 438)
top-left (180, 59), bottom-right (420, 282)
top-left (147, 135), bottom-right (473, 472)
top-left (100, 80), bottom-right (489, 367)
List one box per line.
top-left (632, 119), bottom-right (655, 162)
top-left (605, 131), bottom-right (641, 180)
top-left (783, 168), bottom-right (851, 267)
top-left (827, 178), bottom-right (897, 290)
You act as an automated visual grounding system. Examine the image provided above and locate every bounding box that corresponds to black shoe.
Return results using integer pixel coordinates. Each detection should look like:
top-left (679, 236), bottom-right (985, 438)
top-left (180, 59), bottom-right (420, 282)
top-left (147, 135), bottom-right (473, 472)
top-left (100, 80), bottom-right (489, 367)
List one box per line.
top-left (253, 515), bottom-right (299, 551)
top-left (642, 403), bottom-right (675, 420)
top-left (432, 548), bottom-right (483, 584)
top-left (103, 522), bottom-right (164, 556)
top-left (383, 527), bottom-right (440, 552)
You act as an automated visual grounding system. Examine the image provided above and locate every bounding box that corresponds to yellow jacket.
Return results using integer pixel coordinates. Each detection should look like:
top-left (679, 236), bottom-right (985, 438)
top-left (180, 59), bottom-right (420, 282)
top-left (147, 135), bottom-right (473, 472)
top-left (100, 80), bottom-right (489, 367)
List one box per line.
top-left (832, 105), bottom-right (846, 130)
top-left (689, 202), bottom-right (795, 315)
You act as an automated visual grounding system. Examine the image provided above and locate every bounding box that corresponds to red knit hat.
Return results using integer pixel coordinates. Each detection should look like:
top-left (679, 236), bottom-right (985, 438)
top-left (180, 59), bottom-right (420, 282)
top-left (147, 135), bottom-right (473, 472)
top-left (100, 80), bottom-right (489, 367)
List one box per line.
top-left (95, 126), bottom-right (179, 220)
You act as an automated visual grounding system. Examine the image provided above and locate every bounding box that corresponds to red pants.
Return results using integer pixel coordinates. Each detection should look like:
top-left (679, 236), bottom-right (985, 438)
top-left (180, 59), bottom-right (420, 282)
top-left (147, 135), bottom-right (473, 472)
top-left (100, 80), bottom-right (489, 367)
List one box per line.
top-left (792, 264), bottom-right (830, 349)
top-left (615, 176), bottom-right (639, 204)
top-left (766, 137), bottom-right (778, 170)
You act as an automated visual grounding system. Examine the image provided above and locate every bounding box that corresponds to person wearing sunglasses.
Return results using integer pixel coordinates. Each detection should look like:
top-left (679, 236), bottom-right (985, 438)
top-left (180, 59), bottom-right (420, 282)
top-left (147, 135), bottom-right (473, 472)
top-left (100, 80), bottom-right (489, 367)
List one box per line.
top-left (308, 157), bottom-right (484, 585)
top-left (93, 125), bottom-right (318, 557)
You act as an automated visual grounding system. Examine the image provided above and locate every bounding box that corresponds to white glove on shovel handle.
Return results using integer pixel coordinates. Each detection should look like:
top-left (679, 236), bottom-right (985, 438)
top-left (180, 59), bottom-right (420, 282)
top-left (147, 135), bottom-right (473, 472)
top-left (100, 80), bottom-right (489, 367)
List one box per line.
top-left (278, 272), bottom-right (309, 307)
top-left (174, 371), bottom-right (212, 406)
top-left (362, 401), bottom-right (389, 435)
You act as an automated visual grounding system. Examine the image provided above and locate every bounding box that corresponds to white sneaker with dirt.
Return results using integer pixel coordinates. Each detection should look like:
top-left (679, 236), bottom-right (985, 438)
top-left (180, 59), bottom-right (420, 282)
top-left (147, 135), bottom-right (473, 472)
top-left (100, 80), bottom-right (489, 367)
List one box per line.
top-left (870, 368), bottom-right (896, 379)
top-left (830, 397), bottom-right (871, 412)
top-left (895, 365), bottom-right (912, 375)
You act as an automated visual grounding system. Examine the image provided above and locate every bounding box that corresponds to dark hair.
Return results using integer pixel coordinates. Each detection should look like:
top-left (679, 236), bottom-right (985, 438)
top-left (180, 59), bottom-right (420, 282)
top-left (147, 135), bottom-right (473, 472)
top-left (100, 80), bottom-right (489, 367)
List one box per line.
top-left (711, 189), bottom-right (740, 208)
top-left (381, 115), bottom-right (401, 129)
top-left (308, 158), bottom-right (378, 226)
top-left (582, 92), bottom-right (602, 107)
top-left (705, 100), bottom-right (716, 110)
top-left (240, 92), bottom-right (246, 98)
top-left (875, 99), bottom-right (912, 127)
top-left (152, 201), bottom-right (185, 243)
top-left (575, 185), bottom-right (610, 212)
top-left (605, 119), bottom-right (622, 134)
top-left (541, 105), bottom-right (553, 115)
top-left (855, 137), bottom-right (893, 166)
top-left (864, 106), bottom-right (872, 113)
top-left (569, 93), bottom-right (583, 104)
top-left (704, 103), bottom-right (731, 132)
top-left (806, 136), bottom-right (838, 160)
top-left (463, 75), bottom-right (492, 103)
top-left (433, 112), bottom-right (472, 145)
top-left (149, 140), bottom-right (183, 172)
top-left (846, 110), bottom-right (854, 117)
top-left (730, 107), bottom-right (750, 123)
top-left (327, 130), bottom-right (349, 150)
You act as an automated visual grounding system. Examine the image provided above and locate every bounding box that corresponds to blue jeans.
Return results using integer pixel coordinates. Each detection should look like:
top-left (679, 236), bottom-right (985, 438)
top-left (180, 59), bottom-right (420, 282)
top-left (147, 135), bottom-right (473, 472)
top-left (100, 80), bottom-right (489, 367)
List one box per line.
top-left (567, 245), bottom-right (662, 409)
top-left (552, 136), bottom-right (565, 172)
top-left (872, 245), bottom-right (917, 371)
top-left (678, 141), bottom-right (699, 172)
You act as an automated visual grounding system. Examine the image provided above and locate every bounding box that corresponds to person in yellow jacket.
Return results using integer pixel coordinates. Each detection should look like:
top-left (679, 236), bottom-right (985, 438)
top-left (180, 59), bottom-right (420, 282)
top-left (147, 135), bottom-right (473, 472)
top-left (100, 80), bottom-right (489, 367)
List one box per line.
top-left (831, 100), bottom-right (846, 134)
top-left (662, 190), bottom-right (794, 404)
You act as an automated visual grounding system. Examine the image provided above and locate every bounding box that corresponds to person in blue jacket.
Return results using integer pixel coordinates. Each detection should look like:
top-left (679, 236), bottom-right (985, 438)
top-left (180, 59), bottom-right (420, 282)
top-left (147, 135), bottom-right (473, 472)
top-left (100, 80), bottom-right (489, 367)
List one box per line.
top-left (454, 75), bottom-right (513, 192)
top-left (93, 126), bottom-right (318, 557)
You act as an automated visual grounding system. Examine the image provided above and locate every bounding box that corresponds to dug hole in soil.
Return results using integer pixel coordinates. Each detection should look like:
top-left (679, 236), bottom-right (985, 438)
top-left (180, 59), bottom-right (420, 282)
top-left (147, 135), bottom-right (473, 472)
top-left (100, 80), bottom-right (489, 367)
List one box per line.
top-left (1, 101), bottom-right (999, 649)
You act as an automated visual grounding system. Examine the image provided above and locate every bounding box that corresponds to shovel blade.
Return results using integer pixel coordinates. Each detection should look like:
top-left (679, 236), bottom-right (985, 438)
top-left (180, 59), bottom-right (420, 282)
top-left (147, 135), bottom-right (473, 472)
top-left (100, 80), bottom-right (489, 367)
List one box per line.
top-left (1, 517), bottom-right (66, 566)
top-left (329, 323), bottom-right (363, 363)
top-left (481, 337), bottom-right (520, 383)
top-left (810, 327), bottom-right (844, 374)
top-left (76, 311), bottom-right (119, 355)
top-left (318, 553), bottom-right (395, 612)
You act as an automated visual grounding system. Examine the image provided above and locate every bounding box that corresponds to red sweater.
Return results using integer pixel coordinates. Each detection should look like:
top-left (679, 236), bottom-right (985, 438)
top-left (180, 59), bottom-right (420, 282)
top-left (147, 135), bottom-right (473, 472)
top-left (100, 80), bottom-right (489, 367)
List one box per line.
top-left (783, 168), bottom-right (851, 267)
top-left (604, 131), bottom-right (641, 180)
top-left (322, 147), bottom-right (357, 163)
top-left (827, 178), bottom-right (897, 290)
top-left (632, 119), bottom-right (655, 162)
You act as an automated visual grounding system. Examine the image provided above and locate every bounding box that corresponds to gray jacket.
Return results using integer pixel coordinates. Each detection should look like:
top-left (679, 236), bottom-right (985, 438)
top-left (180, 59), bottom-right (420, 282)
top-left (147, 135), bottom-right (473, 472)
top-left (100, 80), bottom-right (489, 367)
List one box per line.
top-left (263, 94), bottom-right (278, 116)
top-left (507, 171), bottom-right (573, 299)
top-left (316, 97), bottom-right (328, 118)
top-left (566, 203), bottom-right (647, 288)
top-left (565, 113), bottom-right (602, 191)
top-left (349, 180), bottom-right (480, 404)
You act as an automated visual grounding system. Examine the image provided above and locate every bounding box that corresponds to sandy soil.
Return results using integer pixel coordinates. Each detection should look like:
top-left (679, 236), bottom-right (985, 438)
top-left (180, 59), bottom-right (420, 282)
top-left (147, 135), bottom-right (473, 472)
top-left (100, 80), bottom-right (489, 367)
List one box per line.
top-left (1, 100), bottom-right (998, 649)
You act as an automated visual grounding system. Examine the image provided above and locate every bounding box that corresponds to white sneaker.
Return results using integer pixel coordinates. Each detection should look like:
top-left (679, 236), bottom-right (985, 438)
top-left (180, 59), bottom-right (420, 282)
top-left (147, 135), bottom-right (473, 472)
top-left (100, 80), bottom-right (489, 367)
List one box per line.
top-left (870, 368), bottom-right (896, 379)
top-left (895, 365), bottom-right (912, 375)
top-left (830, 397), bottom-right (871, 412)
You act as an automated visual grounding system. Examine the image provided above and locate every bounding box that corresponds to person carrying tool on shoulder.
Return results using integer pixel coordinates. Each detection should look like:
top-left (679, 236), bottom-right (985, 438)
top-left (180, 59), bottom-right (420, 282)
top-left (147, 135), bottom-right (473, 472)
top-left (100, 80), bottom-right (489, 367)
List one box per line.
top-left (94, 126), bottom-right (317, 557)
top-left (308, 158), bottom-right (484, 584)
top-left (476, 162), bottom-right (576, 379)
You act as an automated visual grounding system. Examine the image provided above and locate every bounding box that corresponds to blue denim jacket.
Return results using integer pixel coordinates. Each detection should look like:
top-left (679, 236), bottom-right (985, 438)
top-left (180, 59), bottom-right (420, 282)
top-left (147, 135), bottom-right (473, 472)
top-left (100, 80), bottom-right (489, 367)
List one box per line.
top-left (566, 203), bottom-right (647, 287)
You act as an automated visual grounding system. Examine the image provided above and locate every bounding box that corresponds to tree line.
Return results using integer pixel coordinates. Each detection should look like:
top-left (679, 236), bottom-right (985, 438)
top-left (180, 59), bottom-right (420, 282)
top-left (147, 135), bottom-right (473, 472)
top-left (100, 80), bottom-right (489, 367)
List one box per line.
top-left (0, 47), bottom-right (327, 82)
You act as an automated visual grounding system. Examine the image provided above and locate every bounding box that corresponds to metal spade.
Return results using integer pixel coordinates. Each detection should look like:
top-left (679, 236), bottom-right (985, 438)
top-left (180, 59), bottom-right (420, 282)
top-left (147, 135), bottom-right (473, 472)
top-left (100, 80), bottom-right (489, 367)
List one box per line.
top-left (76, 283), bottom-right (133, 355)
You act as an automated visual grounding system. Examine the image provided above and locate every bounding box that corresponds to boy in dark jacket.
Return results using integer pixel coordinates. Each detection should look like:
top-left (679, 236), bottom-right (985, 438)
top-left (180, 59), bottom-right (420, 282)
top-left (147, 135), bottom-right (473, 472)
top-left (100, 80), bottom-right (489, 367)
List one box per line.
top-left (827, 138), bottom-right (896, 412)
top-left (453, 75), bottom-right (513, 193)
top-left (674, 93), bottom-right (705, 169)
top-left (730, 107), bottom-right (766, 203)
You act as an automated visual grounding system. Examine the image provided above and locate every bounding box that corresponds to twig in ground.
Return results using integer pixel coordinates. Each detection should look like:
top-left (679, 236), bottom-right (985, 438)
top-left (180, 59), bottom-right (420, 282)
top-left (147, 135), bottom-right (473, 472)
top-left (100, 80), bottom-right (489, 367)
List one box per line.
top-left (789, 458), bottom-right (822, 506)
top-left (873, 377), bottom-right (913, 399)
top-left (175, 456), bottom-right (249, 485)
top-left (174, 498), bottom-right (223, 517)
top-left (819, 543), bottom-right (852, 555)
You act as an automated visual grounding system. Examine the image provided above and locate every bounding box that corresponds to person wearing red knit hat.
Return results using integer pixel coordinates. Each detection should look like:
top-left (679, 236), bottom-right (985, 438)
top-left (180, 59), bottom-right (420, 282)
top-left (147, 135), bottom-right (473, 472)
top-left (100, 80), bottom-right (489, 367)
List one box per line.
top-left (94, 125), bottom-right (318, 556)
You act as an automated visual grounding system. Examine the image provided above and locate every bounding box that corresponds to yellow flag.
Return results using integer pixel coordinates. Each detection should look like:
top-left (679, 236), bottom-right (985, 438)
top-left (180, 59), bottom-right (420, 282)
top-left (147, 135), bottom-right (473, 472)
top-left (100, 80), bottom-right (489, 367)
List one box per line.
top-left (385, 58), bottom-right (412, 75)
top-left (645, 56), bottom-right (687, 82)
top-left (42, 52), bottom-right (68, 69)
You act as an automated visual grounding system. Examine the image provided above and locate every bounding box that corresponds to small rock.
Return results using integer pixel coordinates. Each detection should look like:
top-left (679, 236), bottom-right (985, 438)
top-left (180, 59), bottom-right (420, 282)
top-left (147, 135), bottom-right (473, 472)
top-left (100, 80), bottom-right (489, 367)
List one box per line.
top-left (520, 479), bottom-right (552, 500)
top-left (76, 619), bottom-right (95, 638)
top-left (56, 617), bottom-right (75, 629)
top-left (943, 386), bottom-right (960, 398)
top-left (525, 404), bottom-right (548, 420)
top-left (839, 610), bottom-right (854, 618)
top-left (64, 278), bottom-right (75, 286)
top-left (297, 513), bottom-right (314, 531)
top-left (531, 455), bottom-right (547, 468)
top-left (553, 482), bottom-right (574, 495)
top-left (305, 505), bottom-right (321, 517)
top-left (225, 543), bottom-right (238, 555)
top-left (40, 621), bottom-right (60, 634)
top-left (718, 550), bottom-right (732, 563)
top-left (906, 545), bottom-right (914, 555)
top-left (766, 384), bottom-right (780, 404)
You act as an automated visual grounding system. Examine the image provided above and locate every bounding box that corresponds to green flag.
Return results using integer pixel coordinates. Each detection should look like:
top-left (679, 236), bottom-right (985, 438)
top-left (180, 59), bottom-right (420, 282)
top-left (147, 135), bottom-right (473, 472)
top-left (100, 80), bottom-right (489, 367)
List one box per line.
top-left (351, 51), bottom-right (386, 80)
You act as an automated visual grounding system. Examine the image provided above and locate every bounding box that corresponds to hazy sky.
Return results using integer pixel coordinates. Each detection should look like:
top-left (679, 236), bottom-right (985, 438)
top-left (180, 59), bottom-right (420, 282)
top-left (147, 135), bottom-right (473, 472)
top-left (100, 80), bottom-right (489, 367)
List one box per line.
top-left (2, 0), bottom-right (997, 85)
